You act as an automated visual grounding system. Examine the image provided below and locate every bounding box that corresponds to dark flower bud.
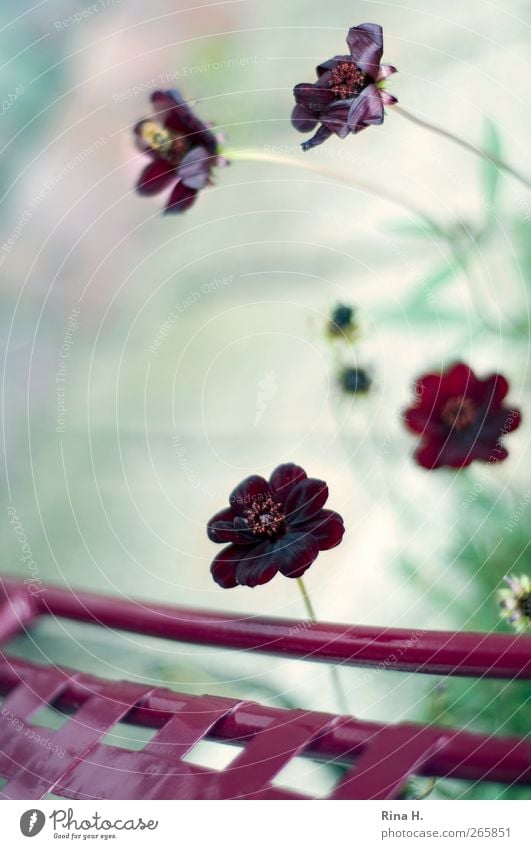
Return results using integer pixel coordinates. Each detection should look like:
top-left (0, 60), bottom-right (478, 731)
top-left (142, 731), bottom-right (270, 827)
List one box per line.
top-left (328, 303), bottom-right (358, 339)
top-left (339, 366), bottom-right (372, 395)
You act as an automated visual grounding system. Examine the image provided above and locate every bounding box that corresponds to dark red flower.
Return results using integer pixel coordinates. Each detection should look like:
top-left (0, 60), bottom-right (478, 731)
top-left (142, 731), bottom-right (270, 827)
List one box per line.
top-left (134, 89), bottom-right (227, 213)
top-left (207, 463), bottom-right (345, 588)
top-left (404, 363), bottom-right (521, 470)
top-left (292, 23), bottom-right (397, 151)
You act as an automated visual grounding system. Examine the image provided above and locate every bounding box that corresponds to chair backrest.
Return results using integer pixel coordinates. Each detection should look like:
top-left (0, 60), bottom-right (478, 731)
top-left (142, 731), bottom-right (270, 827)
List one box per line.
top-left (0, 577), bottom-right (530, 800)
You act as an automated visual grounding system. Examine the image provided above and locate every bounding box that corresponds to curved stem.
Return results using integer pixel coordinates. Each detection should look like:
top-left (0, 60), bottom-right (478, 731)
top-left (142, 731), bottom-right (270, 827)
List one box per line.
top-left (296, 577), bottom-right (350, 715)
top-left (328, 667), bottom-right (350, 716)
top-left (442, 237), bottom-right (503, 335)
top-left (229, 146), bottom-right (489, 322)
top-left (227, 147), bottom-right (498, 333)
top-left (224, 147), bottom-right (447, 239)
top-left (296, 576), bottom-right (317, 622)
top-left (392, 105), bottom-right (531, 191)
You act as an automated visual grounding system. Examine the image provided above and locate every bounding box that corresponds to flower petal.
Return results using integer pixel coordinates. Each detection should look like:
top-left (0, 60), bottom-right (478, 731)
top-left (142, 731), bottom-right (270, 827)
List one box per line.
top-left (321, 101), bottom-right (352, 138)
top-left (229, 475), bottom-right (272, 517)
top-left (479, 373), bottom-right (510, 408)
top-left (211, 544), bottom-right (254, 588)
top-left (136, 159), bottom-right (175, 195)
top-left (379, 90), bottom-right (398, 107)
top-left (478, 407), bottom-right (521, 440)
top-left (269, 463), bottom-right (307, 502)
top-left (415, 439), bottom-right (453, 470)
top-left (152, 89), bottom-right (218, 153)
top-left (416, 437), bottom-right (475, 470)
top-left (234, 540), bottom-right (279, 587)
top-left (275, 533), bottom-right (320, 579)
top-left (472, 440), bottom-right (508, 463)
top-left (502, 407), bottom-right (521, 433)
top-left (412, 373), bottom-right (444, 408)
top-left (317, 55), bottom-right (351, 75)
top-left (440, 363), bottom-right (477, 398)
top-left (291, 103), bottom-right (319, 133)
top-left (178, 145), bottom-right (212, 190)
top-left (164, 181), bottom-right (198, 214)
top-left (347, 84), bottom-right (384, 133)
top-left (293, 82), bottom-right (335, 113)
top-left (377, 64), bottom-right (398, 81)
top-left (346, 23), bottom-right (384, 77)
top-left (296, 509), bottom-right (345, 550)
top-left (207, 506), bottom-right (254, 544)
top-left (403, 407), bottom-right (445, 439)
top-left (301, 124), bottom-right (333, 151)
top-left (284, 478), bottom-right (329, 524)
top-left (414, 363), bottom-right (478, 416)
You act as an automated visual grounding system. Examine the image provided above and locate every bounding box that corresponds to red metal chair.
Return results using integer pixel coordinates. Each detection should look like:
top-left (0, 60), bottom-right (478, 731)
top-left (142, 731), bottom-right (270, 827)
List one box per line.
top-left (0, 576), bottom-right (530, 800)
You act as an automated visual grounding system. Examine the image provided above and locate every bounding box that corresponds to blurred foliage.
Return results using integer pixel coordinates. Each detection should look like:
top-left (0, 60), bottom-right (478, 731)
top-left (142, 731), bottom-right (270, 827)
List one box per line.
top-left (403, 442), bottom-right (531, 800)
top-left (341, 121), bottom-right (531, 799)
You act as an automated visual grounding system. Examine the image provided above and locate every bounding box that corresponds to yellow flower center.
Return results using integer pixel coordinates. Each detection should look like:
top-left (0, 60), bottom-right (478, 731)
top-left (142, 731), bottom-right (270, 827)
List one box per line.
top-left (138, 120), bottom-right (188, 166)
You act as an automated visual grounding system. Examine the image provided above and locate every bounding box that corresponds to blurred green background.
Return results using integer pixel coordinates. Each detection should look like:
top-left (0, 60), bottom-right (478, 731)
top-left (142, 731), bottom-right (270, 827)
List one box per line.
top-left (1, 0), bottom-right (530, 798)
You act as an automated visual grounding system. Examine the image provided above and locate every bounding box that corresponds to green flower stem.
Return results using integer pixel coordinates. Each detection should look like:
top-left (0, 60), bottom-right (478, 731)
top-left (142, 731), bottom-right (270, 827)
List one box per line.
top-left (296, 576), bottom-right (317, 622)
top-left (225, 147), bottom-right (447, 238)
top-left (392, 105), bottom-right (531, 191)
top-left (225, 147), bottom-right (495, 333)
top-left (296, 577), bottom-right (350, 715)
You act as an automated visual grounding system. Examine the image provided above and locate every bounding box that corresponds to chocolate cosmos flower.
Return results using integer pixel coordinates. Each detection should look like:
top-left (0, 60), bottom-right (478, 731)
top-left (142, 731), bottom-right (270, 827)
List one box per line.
top-left (135, 90), bottom-right (226, 213)
top-left (207, 463), bottom-right (345, 588)
top-left (292, 23), bottom-right (397, 150)
top-left (404, 363), bottom-right (521, 470)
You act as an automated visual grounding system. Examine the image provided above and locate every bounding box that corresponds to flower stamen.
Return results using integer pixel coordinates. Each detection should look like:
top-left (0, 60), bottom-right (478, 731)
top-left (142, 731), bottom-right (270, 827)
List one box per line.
top-left (138, 120), bottom-right (188, 165)
top-left (329, 62), bottom-right (366, 99)
top-left (245, 496), bottom-right (285, 537)
top-left (440, 395), bottom-right (477, 431)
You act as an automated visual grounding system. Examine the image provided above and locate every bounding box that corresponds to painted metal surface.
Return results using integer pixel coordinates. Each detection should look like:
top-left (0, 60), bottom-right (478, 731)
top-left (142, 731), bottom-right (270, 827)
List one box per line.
top-left (0, 576), bottom-right (529, 799)
top-left (1, 576), bottom-right (530, 678)
top-left (0, 656), bottom-right (529, 799)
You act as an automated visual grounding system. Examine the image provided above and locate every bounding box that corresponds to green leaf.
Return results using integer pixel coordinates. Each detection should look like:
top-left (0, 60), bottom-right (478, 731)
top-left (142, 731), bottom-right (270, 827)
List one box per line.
top-left (402, 261), bottom-right (458, 316)
top-left (481, 119), bottom-right (503, 214)
top-left (385, 221), bottom-right (447, 240)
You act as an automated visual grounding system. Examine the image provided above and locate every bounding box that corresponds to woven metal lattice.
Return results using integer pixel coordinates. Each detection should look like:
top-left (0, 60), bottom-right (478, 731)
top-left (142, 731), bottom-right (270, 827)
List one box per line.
top-left (0, 577), bottom-right (530, 800)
